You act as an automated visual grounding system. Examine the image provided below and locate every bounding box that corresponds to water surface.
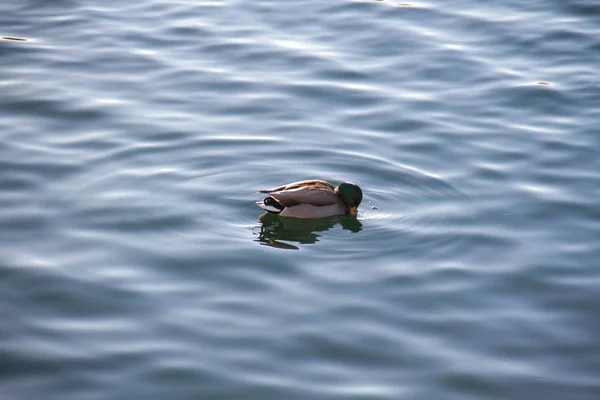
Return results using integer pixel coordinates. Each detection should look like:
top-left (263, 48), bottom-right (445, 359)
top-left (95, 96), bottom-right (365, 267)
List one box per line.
top-left (1, 0), bottom-right (599, 399)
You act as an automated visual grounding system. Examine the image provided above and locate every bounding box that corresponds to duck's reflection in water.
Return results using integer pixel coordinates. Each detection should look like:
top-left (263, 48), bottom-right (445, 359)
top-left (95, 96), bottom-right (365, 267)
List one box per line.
top-left (255, 212), bottom-right (362, 250)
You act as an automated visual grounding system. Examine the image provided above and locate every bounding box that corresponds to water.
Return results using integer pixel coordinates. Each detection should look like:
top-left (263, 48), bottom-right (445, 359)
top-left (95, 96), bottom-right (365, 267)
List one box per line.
top-left (1, 0), bottom-right (599, 398)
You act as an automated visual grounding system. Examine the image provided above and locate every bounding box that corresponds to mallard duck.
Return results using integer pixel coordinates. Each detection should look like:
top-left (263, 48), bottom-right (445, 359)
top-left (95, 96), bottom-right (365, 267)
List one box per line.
top-left (256, 179), bottom-right (363, 218)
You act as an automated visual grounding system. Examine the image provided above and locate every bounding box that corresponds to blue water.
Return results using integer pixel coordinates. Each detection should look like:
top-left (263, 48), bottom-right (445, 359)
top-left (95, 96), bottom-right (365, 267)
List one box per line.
top-left (1, 0), bottom-right (599, 399)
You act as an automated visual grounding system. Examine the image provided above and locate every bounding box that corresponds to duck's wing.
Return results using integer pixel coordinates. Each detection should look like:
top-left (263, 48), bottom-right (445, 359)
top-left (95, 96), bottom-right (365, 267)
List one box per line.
top-left (259, 180), bottom-right (338, 207)
top-left (259, 179), bottom-right (334, 193)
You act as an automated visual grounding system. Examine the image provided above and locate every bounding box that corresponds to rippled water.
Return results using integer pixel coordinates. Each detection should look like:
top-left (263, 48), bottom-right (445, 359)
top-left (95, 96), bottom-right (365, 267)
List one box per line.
top-left (1, 0), bottom-right (599, 399)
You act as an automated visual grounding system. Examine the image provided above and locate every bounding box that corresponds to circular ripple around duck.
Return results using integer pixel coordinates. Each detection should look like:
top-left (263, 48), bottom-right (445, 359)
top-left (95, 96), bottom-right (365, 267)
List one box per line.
top-left (246, 145), bottom-right (466, 256)
top-left (356, 159), bottom-right (465, 261)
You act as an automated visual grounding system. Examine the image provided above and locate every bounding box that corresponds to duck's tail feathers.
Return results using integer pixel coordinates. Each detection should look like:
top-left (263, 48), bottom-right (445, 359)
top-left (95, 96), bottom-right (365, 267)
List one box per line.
top-left (256, 196), bottom-right (284, 214)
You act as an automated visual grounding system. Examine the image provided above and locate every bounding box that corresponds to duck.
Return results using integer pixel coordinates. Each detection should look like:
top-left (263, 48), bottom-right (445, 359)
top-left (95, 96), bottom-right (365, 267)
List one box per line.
top-left (256, 179), bottom-right (363, 218)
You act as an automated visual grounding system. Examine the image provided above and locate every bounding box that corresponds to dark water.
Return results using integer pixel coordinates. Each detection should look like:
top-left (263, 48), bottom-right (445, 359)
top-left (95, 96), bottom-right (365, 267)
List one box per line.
top-left (1, 0), bottom-right (599, 399)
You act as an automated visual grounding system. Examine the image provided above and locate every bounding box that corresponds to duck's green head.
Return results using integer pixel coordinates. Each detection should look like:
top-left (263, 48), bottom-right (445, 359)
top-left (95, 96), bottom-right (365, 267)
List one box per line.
top-left (335, 182), bottom-right (363, 217)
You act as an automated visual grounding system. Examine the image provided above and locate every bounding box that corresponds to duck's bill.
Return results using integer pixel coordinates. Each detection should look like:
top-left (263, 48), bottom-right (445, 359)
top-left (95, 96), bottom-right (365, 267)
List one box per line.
top-left (348, 206), bottom-right (358, 218)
